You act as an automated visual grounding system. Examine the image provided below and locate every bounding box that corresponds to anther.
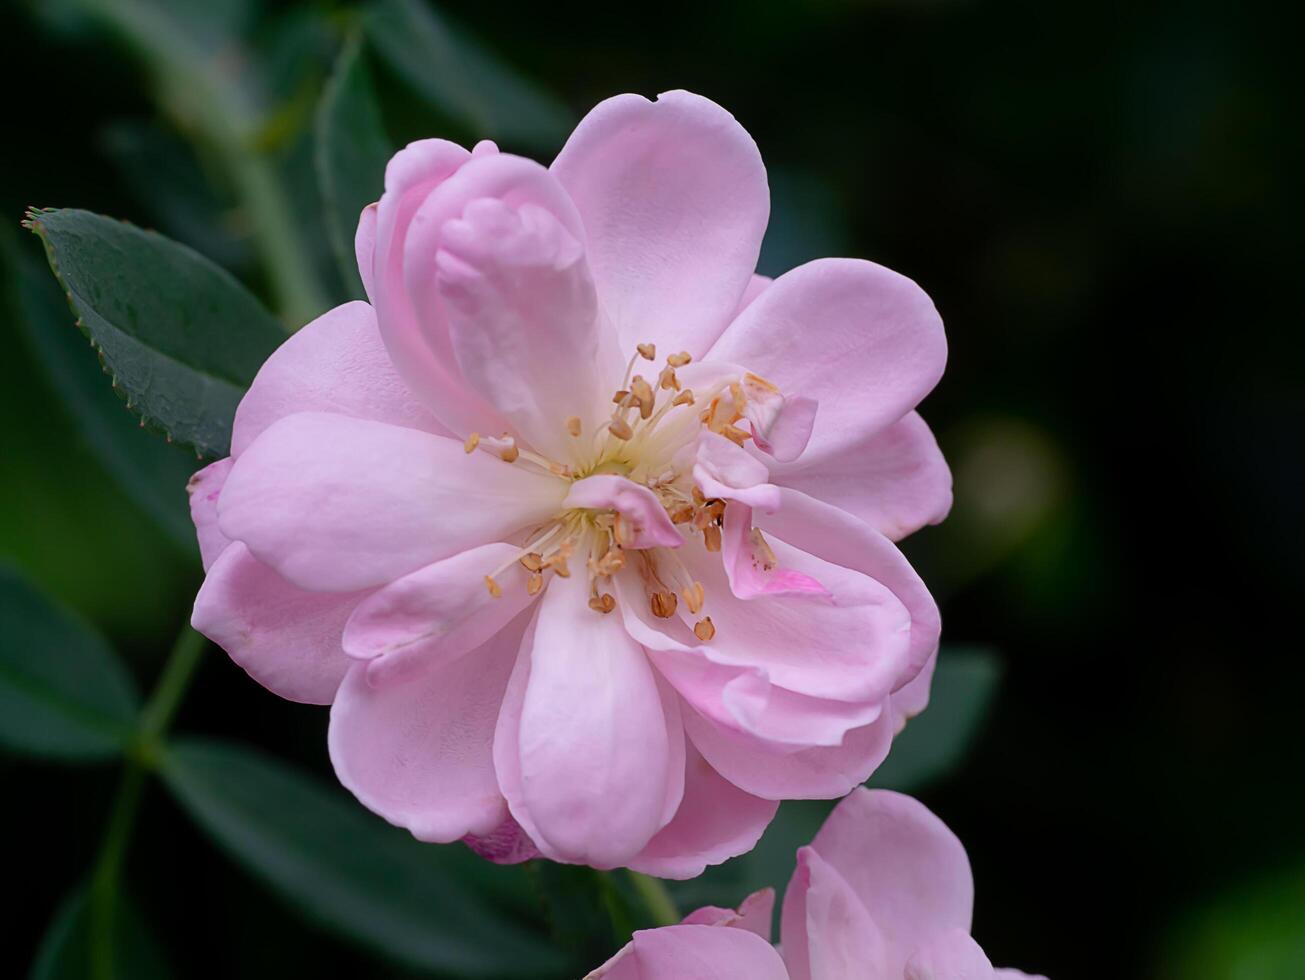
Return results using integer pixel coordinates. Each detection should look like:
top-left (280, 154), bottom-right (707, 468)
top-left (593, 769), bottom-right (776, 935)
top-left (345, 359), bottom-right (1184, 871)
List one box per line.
top-left (658, 365), bottom-right (680, 391)
top-left (667, 351), bottom-right (692, 367)
top-left (669, 504), bottom-right (695, 525)
top-left (630, 375), bottom-right (655, 419)
top-left (520, 553), bottom-right (544, 572)
top-left (694, 617), bottom-right (716, 641)
top-left (650, 591), bottom-right (678, 618)
top-left (609, 418), bottom-right (634, 440)
top-left (720, 424), bottom-right (751, 447)
top-left (464, 432), bottom-right (480, 453)
top-left (527, 571), bottom-right (544, 595)
top-left (566, 416), bottom-right (582, 437)
top-left (595, 547), bottom-right (626, 576)
top-left (683, 581), bottom-right (705, 614)
top-left (613, 389), bottom-right (630, 404)
top-left (692, 486), bottom-right (707, 506)
top-left (672, 389), bottom-right (695, 407)
top-left (548, 462), bottom-right (572, 478)
top-left (500, 441), bottom-right (520, 462)
top-left (636, 342), bottom-right (657, 360)
top-left (703, 525), bottom-right (722, 552)
top-left (589, 593), bottom-right (617, 614)
top-left (484, 575), bottom-right (503, 598)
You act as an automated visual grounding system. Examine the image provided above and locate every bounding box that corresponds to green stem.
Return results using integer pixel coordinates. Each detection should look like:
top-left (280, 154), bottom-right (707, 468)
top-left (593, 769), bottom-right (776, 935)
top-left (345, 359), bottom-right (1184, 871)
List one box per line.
top-left (627, 871), bottom-right (680, 927)
top-left (88, 627), bottom-right (207, 980)
top-left (69, 0), bottom-right (328, 326)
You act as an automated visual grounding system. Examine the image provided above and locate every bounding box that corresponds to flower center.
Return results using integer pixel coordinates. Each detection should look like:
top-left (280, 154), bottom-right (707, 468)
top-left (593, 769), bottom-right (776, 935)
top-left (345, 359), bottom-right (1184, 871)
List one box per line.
top-left (464, 341), bottom-right (772, 640)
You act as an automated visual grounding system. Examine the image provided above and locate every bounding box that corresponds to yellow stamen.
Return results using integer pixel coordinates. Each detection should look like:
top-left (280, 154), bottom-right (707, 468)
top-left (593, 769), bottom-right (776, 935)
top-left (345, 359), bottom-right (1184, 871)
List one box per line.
top-left (500, 442), bottom-right (520, 462)
top-left (566, 416), bottom-right (582, 437)
top-left (609, 418), bottom-right (634, 440)
top-left (703, 525), bottom-right (722, 552)
top-left (484, 575), bottom-right (503, 598)
top-left (682, 581), bottom-right (705, 614)
top-left (672, 388), bottom-right (694, 407)
top-left (694, 617), bottom-right (716, 641)
top-left (630, 375), bottom-right (655, 419)
top-left (658, 366), bottom-right (680, 391)
top-left (669, 504), bottom-right (695, 525)
top-left (720, 424), bottom-right (751, 447)
top-left (613, 389), bottom-right (630, 404)
top-left (520, 553), bottom-right (544, 572)
top-left (667, 351), bottom-right (692, 367)
top-left (464, 432), bottom-right (480, 453)
top-left (650, 591), bottom-right (678, 618)
top-left (589, 593), bottom-right (617, 614)
top-left (527, 571), bottom-right (544, 595)
top-left (636, 342), bottom-right (657, 360)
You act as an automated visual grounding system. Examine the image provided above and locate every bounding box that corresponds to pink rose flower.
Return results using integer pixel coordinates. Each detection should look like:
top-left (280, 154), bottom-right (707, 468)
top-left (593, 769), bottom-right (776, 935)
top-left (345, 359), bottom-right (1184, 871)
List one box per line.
top-left (589, 789), bottom-right (1048, 979)
top-left (188, 90), bottom-right (952, 873)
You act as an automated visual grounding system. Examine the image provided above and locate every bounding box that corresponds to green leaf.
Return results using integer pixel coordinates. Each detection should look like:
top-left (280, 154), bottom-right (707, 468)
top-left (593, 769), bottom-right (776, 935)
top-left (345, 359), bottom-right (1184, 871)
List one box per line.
top-left (316, 30), bottom-right (394, 300)
top-left (6, 236), bottom-right (198, 555)
top-left (30, 886), bottom-right (171, 980)
top-left (365, 0), bottom-right (574, 151)
top-left (160, 738), bottom-right (572, 978)
top-left (25, 208), bottom-right (286, 458)
top-left (870, 646), bottom-right (1004, 792)
top-left (0, 564), bottom-right (139, 761)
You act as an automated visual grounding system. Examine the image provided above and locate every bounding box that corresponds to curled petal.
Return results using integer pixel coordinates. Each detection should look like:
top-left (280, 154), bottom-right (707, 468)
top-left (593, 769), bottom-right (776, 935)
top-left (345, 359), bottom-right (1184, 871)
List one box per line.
top-left (587, 924), bottom-right (789, 980)
top-left (681, 888), bottom-right (775, 939)
top-left (187, 457), bottom-right (233, 571)
top-left (565, 475), bottom-right (683, 549)
top-left (904, 930), bottom-right (996, 980)
top-left (781, 846), bottom-right (888, 980)
top-left (354, 203), bottom-right (378, 302)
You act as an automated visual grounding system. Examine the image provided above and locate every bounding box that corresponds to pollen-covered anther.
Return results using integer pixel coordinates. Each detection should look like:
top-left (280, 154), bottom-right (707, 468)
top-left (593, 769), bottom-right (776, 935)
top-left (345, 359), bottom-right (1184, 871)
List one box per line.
top-left (667, 351), bottom-right (692, 367)
top-left (527, 571), bottom-right (544, 596)
top-left (499, 438), bottom-right (520, 462)
top-left (594, 547), bottom-right (626, 576)
top-left (630, 376), bottom-right (655, 419)
top-left (548, 461), bottom-right (572, 478)
top-left (636, 342), bottom-right (657, 360)
top-left (692, 487), bottom-right (707, 506)
top-left (566, 416), bottom-right (582, 437)
top-left (609, 418), bottom-right (634, 440)
top-left (719, 424), bottom-right (752, 447)
top-left (589, 593), bottom-right (617, 614)
top-left (682, 581), bottom-right (705, 615)
top-left (703, 525), bottom-right (722, 553)
top-left (694, 617), bottom-right (716, 641)
top-left (669, 504), bottom-right (695, 525)
top-left (612, 389), bottom-right (630, 404)
top-left (463, 432), bottom-right (480, 454)
top-left (519, 552), bottom-right (544, 572)
top-left (650, 591), bottom-right (678, 618)
top-left (658, 365), bottom-right (680, 391)
top-left (671, 389), bottom-right (695, 407)
top-left (749, 528), bottom-right (778, 571)
top-left (484, 575), bottom-right (503, 598)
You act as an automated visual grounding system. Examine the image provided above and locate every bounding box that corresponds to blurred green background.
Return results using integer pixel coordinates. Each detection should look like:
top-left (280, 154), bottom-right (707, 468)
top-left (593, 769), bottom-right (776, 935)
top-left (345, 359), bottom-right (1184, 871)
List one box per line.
top-left (2, 1), bottom-right (1301, 978)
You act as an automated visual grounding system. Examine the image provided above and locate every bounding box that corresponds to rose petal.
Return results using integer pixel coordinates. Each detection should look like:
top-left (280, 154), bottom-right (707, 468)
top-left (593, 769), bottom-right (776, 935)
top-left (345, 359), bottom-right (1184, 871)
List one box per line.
top-left (355, 203), bottom-right (378, 302)
top-left (231, 300), bottom-right (444, 457)
top-left (552, 90), bottom-right (769, 358)
top-left (515, 572), bottom-right (673, 866)
top-left (904, 930), bottom-right (996, 980)
top-left (769, 411), bottom-right (952, 542)
top-left (565, 475), bottom-right (684, 549)
top-left (218, 412), bottom-right (566, 592)
top-left (806, 789), bottom-right (975, 976)
top-left (187, 457), bottom-right (234, 571)
top-left (627, 743), bottom-right (778, 880)
top-left (341, 542), bottom-right (537, 687)
top-left (708, 258), bottom-right (946, 456)
top-left (587, 925), bottom-right (789, 980)
top-left (781, 846), bottom-right (888, 980)
top-left (693, 432), bottom-right (781, 513)
top-left (327, 611), bottom-right (526, 842)
top-left (681, 888), bottom-right (775, 939)
top-left (191, 543), bottom-right (360, 704)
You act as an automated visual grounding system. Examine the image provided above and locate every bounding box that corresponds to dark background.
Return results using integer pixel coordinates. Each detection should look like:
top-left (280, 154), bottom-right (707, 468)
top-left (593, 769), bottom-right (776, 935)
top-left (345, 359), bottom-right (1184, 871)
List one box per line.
top-left (2, 1), bottom-right (1301, 977)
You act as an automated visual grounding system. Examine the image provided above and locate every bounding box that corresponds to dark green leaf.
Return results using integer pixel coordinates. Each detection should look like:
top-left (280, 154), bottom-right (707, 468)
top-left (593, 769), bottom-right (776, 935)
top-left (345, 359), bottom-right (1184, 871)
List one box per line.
top-left (24, 208), bottom-right (286, 458)
top-left (30, 885), bottom-right (171, 980)
top-left (160, 738), bottom-right (571, 978)
top-left (871, 646), bottom-right (1003, 792)
top-left (316, 30), bottom-right (394, 299)
top-left (365, 0), bottom-right (574, 151)
top-left (7, 237), bottom-right (197, 555)
top-left (0, 563), bottom-right (138, 760)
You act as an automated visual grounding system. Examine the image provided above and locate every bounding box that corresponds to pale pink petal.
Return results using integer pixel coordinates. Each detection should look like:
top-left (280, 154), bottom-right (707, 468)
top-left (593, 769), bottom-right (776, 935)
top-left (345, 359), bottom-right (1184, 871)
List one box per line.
top-left (354, 203), bottom-right (377, 302)
top-left (552, 90), bottom-right (769, 357)
top-left (218, 412), bottom-right (566, 593)
top-left (515, 572), bottom-right (673, 866)
top-left (676, 528), bottom-right (912, 704)
top-left (808, 789), bottom-right (974, 975)
top-left (341, 542), bottom-right (536, 687)
top-left (681, 888), bottom-right (775, 939)
top-left (781, 847), bottom-right (889, 980)
top-left (760, 487), bottom-right (941, 688)
top-left (627, 743), bottom-right (778, 880)
top-left (230, 300), bottom-right (444, 457)
top-left (187, 457), bottom-right (233, 571)
top-left (891, 649), bottom-right (937, 733)
top-left (370, 139), bottom-right (506, 437)
top-left (708, 258), bottom-right (947, 456)
top-left (398, 153), bottom-right (591, 438)
top-left (471, 139), bottom-right (499, 158)
top-left (436, 197), bottom-right (617, 459)
top-left (905, 930), bottom-right (996, 980)
top-left (587, 925), bottom-right (789, 980)
top-left (491, 610), bottom-right (550, 853)
top-left (565, 475), bottom-right (683, 549)
top-left (720, 503), bottom-right (828, 600)
top-left (748, 394), bottom-right (818, 463)
top-left (994, 969), bottom-right (1049, 979)
top-left (683, 704), bottom-right (894, 801)
top-left (327, 612), bottom-right (526, 842)
top-left (462, 813), bottom-right (540, 864)
top-left (769, 411), bottom-right (952, 541)
top-left (191, 543), bottom-right (360, 704)
top-left (693, 432), bottom-right (781, 513)
top-left (732, 273), bottom-right (772, 318)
